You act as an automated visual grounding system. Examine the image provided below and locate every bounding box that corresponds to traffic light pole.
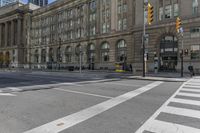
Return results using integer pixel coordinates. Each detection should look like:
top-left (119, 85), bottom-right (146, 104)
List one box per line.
top-left (143, 0), bottom-right (148, 77)
top-left (181, 33), bottom-right (184, 77)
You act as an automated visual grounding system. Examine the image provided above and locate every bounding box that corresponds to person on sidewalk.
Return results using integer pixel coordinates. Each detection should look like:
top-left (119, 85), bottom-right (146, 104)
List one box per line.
top-left (188, 66), bottom-right (195, 77)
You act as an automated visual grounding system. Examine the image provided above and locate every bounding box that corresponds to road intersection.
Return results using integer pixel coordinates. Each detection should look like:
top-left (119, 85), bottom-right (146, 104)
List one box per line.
top-left (0, 72), bottom-right (199, 133)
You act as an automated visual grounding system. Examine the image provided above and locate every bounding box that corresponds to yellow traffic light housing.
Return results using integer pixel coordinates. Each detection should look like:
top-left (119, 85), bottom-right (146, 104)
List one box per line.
top-left (176, 17), bottom-right (182, 33)
top-left (147, 3), bottom-right (154, 25)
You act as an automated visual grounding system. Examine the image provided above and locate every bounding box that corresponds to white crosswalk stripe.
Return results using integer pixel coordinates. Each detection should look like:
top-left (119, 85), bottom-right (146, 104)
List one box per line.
top-left (136, 77), bottom-right (200, 133)
top-left (172, 98), bottom-right (200, 106)
top-left (181, 88), bottom-right (200, 93)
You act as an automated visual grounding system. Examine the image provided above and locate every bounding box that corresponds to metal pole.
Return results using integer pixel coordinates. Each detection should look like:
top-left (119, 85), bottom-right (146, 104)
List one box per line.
top-left (143, 0), bottom-right (148, 77)
top-left (80, 52), bottom-right (82, 74)
top-left (181, 34), bottom-right (184, 77)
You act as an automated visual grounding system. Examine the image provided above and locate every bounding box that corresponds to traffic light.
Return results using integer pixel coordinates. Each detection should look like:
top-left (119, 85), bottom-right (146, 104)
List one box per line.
top-left (176, 17), bottom-right (182, 33)
top-left (147, 3), bottom-right (154, 25)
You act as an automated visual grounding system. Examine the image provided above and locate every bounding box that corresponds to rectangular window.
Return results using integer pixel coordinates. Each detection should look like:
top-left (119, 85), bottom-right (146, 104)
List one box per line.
top-left (118, 5), bottom-right (122, 14)
top-left (102, 23), bottom-right (106, 33)
top-left (118, 19), bottom-right (122, 30)
top-left (123, 3), bottom-right (127, 12)
top-left (165, 5), bottom-right (172, 19)
top-left (159, 7), bottom-right (163, 20)
top-left (174, 3), bottom-right (179, 17)
top-left (190, 27), bottom-right (200, 38)
top-left (123, 18), bottom-right (127, 30)
top-left (192, 0), bottom-right (199, 15)
top-left (191, 44), bottom-right (200, 60)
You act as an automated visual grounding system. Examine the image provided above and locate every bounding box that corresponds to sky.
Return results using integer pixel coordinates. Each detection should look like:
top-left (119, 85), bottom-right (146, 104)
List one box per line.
top-left (22, 0), bottom-right (55, 4)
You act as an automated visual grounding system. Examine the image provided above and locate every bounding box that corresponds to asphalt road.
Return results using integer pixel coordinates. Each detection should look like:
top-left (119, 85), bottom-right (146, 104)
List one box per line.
top-left (0, 72), bottom-right (199, 133)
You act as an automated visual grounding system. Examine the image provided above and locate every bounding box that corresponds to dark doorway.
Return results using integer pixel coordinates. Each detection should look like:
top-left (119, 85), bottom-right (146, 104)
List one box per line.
top-left (159, 35), bottom-right (178, 72)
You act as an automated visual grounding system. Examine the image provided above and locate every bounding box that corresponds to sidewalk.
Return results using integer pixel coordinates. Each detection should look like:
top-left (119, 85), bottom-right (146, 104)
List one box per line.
top-left (127, 72), bottom-right (191, 82)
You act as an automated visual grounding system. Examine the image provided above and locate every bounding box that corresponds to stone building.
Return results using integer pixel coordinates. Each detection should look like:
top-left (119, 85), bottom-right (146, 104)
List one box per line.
top-left (29, 0), bottom-right (135, 70)
top-left (0, 2), bottom-right (39, 68)
top-left (0, 0), bottom-right (200, 74)
top-left (134, 0), bottom-right (200, 73)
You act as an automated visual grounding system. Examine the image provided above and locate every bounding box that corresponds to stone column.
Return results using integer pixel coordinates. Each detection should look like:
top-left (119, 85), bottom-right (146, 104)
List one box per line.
top-left (10, 20), bottom-right (14, 46)
top-left (5, 22), bottom-right (8, 47)
top-left (46, 47), bottom-right (49, 62)
top-left (0, 23), bottom-right (2, 47)
top-left (17, 19), bottom-right (22, 46)
top-left (38, 48), bottom-right (42, 64)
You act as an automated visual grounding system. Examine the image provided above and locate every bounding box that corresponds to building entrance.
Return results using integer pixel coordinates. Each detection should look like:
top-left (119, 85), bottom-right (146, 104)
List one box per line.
top-left (159, 36), bottom-right (178, 72)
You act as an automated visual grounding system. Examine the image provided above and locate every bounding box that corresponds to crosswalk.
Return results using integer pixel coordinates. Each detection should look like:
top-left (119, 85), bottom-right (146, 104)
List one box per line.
top-left (136, 77), bottom-right (200, 133)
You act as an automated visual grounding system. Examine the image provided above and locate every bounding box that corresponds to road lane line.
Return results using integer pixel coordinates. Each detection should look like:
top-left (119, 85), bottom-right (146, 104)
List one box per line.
top-left (177, 92), bottom-right (200, 98)
top-left (162, 106), bottom-right (200, 119)
top-left (0, 93), bottom-right (16, 96)
top-left (24, 81), bottom-right (163, 133)
top-left (184, 85), bottom-right (200, 89)
top-left (7, 87), bottom-right (23, 92)
top-left (172, 98), bottom-right (200, 106)
top-left (145, 119), bottom-right (200, 133)
top-left (186, 83), bottom-right (200, 86)
top-left (181, 88), bottom-right (200, 93)
top-left (104, 82), bottom-right (141, 87)
top-left (54, 88), bottom-right (113, 99)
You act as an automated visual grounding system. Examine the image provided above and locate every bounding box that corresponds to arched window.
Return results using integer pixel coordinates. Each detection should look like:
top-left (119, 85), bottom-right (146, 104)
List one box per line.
top-left (75, 45), bottom-right (82, 62)
top-left (87, 44), bottom-right (95, 63)
top-left (65, 46), bottom-right (72, 63)
top-left (5, 51), bottom-right (10, 67)
top-left (116, 40), bottom-right (127, 62)
top-left (0, 52), bottom-right (3, 67)
top-left (49, 48), bottom-right (54, 62)
top-left (41, 49), bottom-right (46, 63)
top-left (75, 45), bottom-right (82, 55)
top-left (101, 42), bottom-right (110, 62)
top-left (0, 52), bottom-right (3, 63)
top-left (34, 50), bottom-right (39, 63)
top-left (56, 47), bottom-right (62, 62)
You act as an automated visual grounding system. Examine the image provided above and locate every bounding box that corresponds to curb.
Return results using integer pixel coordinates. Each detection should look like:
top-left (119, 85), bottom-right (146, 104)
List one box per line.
top-left (127, 76), bottom-right (189, 82)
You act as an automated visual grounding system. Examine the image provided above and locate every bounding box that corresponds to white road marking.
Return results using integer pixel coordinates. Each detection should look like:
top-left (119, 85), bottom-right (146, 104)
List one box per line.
top-left (0, 93), bottom-right (16, 96)
top-left (54, 88), bottom-right (113, 99)
top-left (172, 98), bottom-right (200, 106)
top-left (186, 83), bottom-right (200, 86)
top-left (24, 81), bottom-right (163, 133)
top-left (181, 88), bottom-right (200, 93)
top-left (104, 82), bottom-right (141, 87)
top-left (75, 79), bottom-right (120, 84)
top-left (135, 78), bottom-right (200, 133)
top-left (162, 106), bottom-right (200, 119)
top-left (177, 92), bottom-right (200, 98)
top-left (58, 83), bottom-right (83, 87)
top-left (144, 119), bottom-right (200, 133)
top-left (7, 87), bottom-right (23, 92)
top-left (184, 85), bottom-right (200, 89)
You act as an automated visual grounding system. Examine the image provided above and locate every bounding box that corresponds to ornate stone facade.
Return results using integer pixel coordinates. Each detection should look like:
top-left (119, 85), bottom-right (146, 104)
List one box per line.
top-left (0, 0), bottom-right (200, 73)
top-left (0, 3), bottom-right (38, 68)
top-left (29, 0), bottom-right (135, 70)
